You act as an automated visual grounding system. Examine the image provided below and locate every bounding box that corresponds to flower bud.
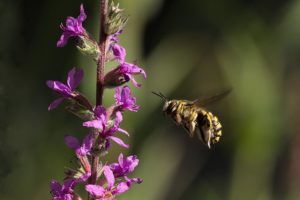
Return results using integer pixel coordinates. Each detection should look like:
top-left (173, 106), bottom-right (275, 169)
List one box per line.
top-left (105, 1), bottom-right (129, 35)
top-left (76, 36), bottom-right (100, 60)
top-left (66, 100), bottom-right (94, 120)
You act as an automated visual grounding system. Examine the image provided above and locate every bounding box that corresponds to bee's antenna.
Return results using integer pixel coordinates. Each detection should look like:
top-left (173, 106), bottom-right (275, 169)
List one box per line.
top-left (152, 91), bottom-right (167, 101)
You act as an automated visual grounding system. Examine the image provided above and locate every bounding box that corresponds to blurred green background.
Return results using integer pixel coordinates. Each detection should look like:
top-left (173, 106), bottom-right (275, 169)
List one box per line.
top-left (1, 0), bottom-right (300, 199)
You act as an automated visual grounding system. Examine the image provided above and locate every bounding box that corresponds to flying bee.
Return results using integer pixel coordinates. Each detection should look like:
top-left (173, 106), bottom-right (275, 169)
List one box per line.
top-left (152, 90), bottom-right (230, 148)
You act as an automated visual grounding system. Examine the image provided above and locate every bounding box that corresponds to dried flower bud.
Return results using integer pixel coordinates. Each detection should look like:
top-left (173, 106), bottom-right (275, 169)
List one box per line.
top-left (105, 1), bottom-right (129, 35)
top-left (104, 68), bottom-right (130, 88)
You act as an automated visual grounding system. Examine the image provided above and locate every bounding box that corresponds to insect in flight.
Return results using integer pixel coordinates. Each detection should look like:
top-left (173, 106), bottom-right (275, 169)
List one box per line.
top-left (152, 90), bottom-right (230, 148)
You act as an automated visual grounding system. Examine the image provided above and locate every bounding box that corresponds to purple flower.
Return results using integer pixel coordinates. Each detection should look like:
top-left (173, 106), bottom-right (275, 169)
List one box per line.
top-left (50, 179), bottom-right (76, 200)
top-left (85, 166), bottom-right (130, 200)
top-left (105, 111), bottom-right (128, 136)
top-left (110, 36), bottom-right (146, 88)
top-left (83, 106), bottom-right (129, 148)
top-left (82, 106), bottom-right (107, 130)
top-left (114, 86), bottom-right (139, 112)
top-left (65, 133), bottom-right (93, 157)
top-left (47, 67), bottom-right (83, 110)
top-left (57, 4), bottom-right (87, 47)
top-left (110, 153), bottom-right (139, 178)
top-left (117, 62), bottom-right (146, 88)
top-left (103, 111), bottom-right (129, 149)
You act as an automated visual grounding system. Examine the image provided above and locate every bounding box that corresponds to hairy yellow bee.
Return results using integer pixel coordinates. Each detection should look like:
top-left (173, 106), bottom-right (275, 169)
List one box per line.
top-left (152, 90), bottom-right (230, 148)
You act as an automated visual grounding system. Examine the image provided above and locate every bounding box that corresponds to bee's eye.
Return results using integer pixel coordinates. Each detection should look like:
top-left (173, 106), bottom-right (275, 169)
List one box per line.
top-left (162, 102), bottom-right (169, 111)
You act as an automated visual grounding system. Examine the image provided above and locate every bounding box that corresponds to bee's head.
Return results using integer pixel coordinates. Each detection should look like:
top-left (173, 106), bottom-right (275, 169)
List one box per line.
top-left (162, 101), bottom-right (171, 112)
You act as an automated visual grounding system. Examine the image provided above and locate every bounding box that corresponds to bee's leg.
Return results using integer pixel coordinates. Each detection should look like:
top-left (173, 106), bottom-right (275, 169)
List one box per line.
top-left (206, 130), bottom-right (212, 148)
top-left (175, 113), bottom-right (182, 124)
top-left (183, 122), bottom-right (193, 137)
top-left (187, 121), bottom-right (196, 137)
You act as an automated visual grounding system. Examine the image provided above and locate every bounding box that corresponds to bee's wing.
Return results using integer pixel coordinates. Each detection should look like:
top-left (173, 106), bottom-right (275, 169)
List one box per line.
top-left (193, 89), bottom-right (231, 106)
top-left (179, 99), bottom-right (195, 106)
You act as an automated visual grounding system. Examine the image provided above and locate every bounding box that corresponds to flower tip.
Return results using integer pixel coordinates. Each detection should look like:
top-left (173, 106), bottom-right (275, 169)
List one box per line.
top-left (64, 135), bottom-right (80, 150)
top-left (82, 120), bottom-right (103, 130)
top-left (47, 105), bottom-right (53, 111)
top-left (48, 98), bottom-right (64, 111)
top-left (56, 34), bottom-right (67, 47)
top-left (78, 3), bottom-right (87, 22)
top-left (136, 178), bottom-right (143, 184)
top-left (56, 41), bottom-right (64, 48)
top-left (46, 80), bottom-right (54, 88)
top-left (80, 4), bottom-right (85, 13)
top-left (50, 180), bottom-right (61, 190)
top-left (67, 67), bottom-right (84, 90)
top-left (141, 69), bottom-right (147, 79)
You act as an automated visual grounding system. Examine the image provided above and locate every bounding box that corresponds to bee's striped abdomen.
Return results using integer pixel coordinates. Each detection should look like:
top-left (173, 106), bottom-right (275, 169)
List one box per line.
top-left (196, 110), bottom-right (222, 148)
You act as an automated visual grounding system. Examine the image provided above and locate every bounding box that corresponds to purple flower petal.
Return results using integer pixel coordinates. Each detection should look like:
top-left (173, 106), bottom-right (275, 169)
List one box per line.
top-left (50, 180), bottom-right (62, 191)
top-left (47, 68), bottom-right (85, 111)
top-left (126, 155), bottom-right (139, 172)
top-left (79, 171), bottom-right (91, 182)
top-left (110, 154), bottom-right (139, 178)
top-left (112, 43), bottom-right (126, 63)
top-left (85, 184), bottom-right (105, 196)
top-left (67, 68), bottom-right (84, 90)
top-left (121, 86), bottom-right (132, 100)
top-left (47, 80), bottom-right (73, 96)
top-left (78, 4), bottom-right (87, 23)
top-left (57, 31), bottom-right (71, 47)
top-left (83, 119), bottom-right (104, 129)
top-left (127, 74), bottom-right (141, 88)
top-left (118, 153), bottom-right (124, 166)
top-left (103, 166), bottom-right (115, 189)
top-left (66, 17), bottom-right (78, 32)
top-left (126, 177), bottom-right (143, 184)
top-left (115, 86), bottom-right (139, 112)
top-left (109, 136), bottom-right (129, 148)
top-left (110, 31), bottom-right (122, 43)
top-left (64, 194), bottom-right (73, 200)
top-left (117, 128), bottom-right (129, 136)
top-left (76, 133), bottom-right (93, 156)
top-left (94, 106), bottom-right (106, 119)
top-left (115, 111), bottom-right (123, 125)
top-left (82, 133), bottom-right (93, 151)
top-left (64, 135), bottom-right (80, 150)
top-left (63, 179), bottom-right (77, 191)
top-left (83, 106), bottom-right (107, 130)
top-left (120, 62), bottom-right (147, 78)
top-left (65, 134), bottom-right (93, 157)
top-left (48, 97), bottom-right (65, 111)
top-left (117, 62), bottom-right (146, 88)
top-left (50, 179), bottom-right (80, 200)
top-left (114, 87), bottom-right (122, 103)
top-left (113, 182), bottom-right (129, 195)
